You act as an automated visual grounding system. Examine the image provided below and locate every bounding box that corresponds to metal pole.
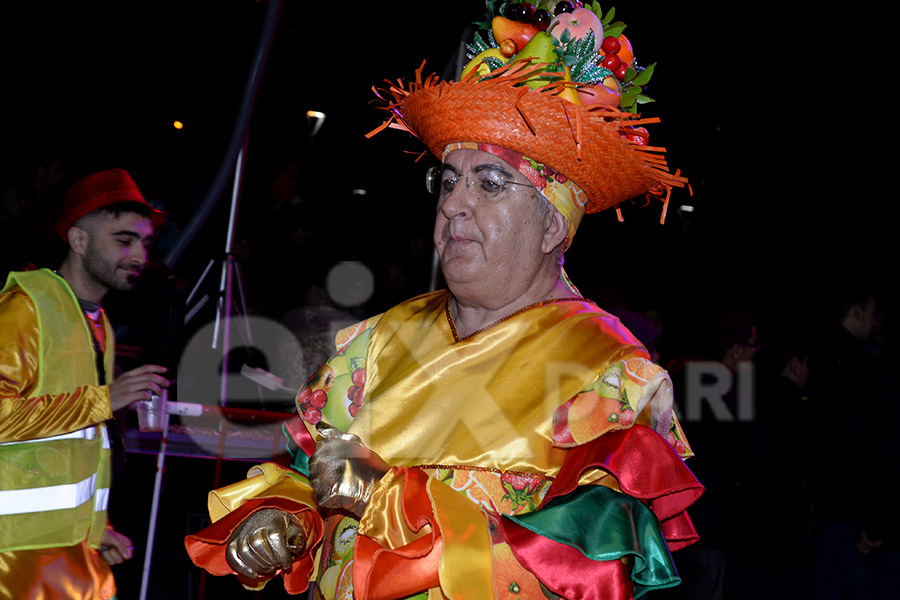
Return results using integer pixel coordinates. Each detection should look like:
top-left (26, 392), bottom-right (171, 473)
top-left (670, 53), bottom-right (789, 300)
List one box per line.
top-left (139, 399), bottom-right (171, 600)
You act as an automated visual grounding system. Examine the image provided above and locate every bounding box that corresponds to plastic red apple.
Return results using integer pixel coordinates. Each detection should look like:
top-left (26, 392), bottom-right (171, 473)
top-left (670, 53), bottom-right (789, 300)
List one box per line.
top-left (548, 7), bottom-right (603, 51)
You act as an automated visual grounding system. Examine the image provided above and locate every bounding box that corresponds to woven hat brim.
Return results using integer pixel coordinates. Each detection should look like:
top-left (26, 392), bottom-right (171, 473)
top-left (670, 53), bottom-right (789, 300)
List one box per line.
top-left (374, 63), bottom-right (686, 214)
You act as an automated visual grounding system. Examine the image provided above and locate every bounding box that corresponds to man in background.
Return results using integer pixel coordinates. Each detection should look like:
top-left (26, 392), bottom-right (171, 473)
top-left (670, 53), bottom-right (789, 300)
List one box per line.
top-left (0, 168), bottom-right (170, 599)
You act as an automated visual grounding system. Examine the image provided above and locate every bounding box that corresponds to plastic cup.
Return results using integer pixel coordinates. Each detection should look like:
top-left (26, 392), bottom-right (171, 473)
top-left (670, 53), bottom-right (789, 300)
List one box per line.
top-left (136, 389), bottom-right (167, 432)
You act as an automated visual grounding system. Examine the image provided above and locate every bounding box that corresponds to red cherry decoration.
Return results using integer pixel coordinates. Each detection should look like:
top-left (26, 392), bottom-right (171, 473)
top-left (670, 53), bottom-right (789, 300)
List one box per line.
top-left (614, 62), bottom-right (629, 81)
top-left (506, 2), bottom-right (535, 22)
top-left (532, 8), bottom-right (552, 31)
top-left (303, 406), bottom-right (322, 424)
top-left (601, 35), bottom-right (621, 55)
top-left (351, 386), bottom-right (364, 406)
top-left (310, 388), bottom-right (327, 408)
top-left (601, 53), bottom-right (621, 71)
top-left (554, 1), bottom-right (574, 16)
top-left (520, 3), bottom-right (536, 21)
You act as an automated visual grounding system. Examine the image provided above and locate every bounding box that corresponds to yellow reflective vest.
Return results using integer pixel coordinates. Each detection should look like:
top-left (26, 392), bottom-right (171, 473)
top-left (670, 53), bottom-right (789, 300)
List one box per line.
top-left (0, 269), bottom-right (113, 552)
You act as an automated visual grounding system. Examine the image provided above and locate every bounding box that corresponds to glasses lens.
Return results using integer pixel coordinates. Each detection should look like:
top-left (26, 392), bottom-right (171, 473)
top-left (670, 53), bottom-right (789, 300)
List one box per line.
top-left (474, 171), bottom-right (507, 199)
top-left (425, 166), bottom-right (442, 195)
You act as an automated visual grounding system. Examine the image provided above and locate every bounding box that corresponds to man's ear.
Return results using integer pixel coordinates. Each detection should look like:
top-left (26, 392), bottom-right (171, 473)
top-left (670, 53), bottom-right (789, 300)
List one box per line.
top-left (541, 208), bottom-right (568, 254)
top-left (67, 226), bottom-right (89, 256)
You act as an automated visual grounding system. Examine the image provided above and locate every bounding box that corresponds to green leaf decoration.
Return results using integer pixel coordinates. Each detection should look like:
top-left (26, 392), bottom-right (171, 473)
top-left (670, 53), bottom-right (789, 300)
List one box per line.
top-left (603, 6), bottom-right (616, 25)
top-left (636, 94), bottom-right (655, 105)
top-left (632, 62), bottom-right (655, 86)
top-left (604, 22), bottom-right (626, 39)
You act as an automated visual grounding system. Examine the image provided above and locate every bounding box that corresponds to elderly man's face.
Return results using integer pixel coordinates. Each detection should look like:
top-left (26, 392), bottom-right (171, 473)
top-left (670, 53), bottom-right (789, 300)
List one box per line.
top-left (434, 149), bottom-right (551, 297)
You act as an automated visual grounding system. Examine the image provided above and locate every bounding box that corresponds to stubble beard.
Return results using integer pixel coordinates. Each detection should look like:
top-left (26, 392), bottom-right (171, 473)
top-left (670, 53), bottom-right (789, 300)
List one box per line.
top-left (83, 245), bottom-right (140, 293)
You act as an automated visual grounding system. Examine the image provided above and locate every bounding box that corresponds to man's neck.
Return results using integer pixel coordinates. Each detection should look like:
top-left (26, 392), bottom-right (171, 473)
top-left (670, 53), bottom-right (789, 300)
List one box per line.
top-left (57, 258), bottom-right (106, 305)
top-left (449, 276), bottom-right (577, 338)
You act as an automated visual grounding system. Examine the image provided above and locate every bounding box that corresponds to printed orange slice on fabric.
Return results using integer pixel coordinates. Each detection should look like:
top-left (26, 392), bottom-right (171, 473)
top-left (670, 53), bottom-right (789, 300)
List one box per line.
top-left (453, 470), bottom-right (505, 511)
top-left (567, 390), bottom-right (622, 443)
top-left (624, 357), bottom-right (658, 386)
top-left (332, 559), bottom-right (355, 600)
top-left (334, 316), bottom-right (378, 353)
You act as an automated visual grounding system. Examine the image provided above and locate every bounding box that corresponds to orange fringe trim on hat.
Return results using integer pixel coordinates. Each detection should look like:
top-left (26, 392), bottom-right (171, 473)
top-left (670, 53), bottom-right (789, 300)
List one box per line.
top-left (367, 60), bottom-right (688, 219)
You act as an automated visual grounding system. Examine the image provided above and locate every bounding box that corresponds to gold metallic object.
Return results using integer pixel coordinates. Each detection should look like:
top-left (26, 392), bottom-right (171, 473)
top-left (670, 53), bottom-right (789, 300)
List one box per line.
top-left (308, 423), bottom-right (389, 517)
top-left (225, 509), bottom-right (307, 580)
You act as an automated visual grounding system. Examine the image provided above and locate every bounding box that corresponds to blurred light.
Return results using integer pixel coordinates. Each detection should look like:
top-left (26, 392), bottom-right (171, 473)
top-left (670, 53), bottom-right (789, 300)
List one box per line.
top-left (352, 189), bottom-right (367, 196)
top-left (680, 205), bottom-right (694, 213)
top-left (173, 120), bottom-right (184, 130)
top-left (306, 110), bottom-right (326, 138)
top-left (326, 261), bottom-right (374, 308)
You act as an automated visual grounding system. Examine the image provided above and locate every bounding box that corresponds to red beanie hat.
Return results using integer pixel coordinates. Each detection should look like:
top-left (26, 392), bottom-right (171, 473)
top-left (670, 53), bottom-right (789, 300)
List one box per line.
top-left (55, 168), bottom-right (167, 240)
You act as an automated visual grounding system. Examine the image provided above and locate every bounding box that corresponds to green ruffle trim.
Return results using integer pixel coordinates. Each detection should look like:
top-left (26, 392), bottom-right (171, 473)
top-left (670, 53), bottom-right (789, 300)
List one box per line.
top-left (283, 424), bottom-right (310, 477)
top-left (507, 485), bottom-right (680, 597)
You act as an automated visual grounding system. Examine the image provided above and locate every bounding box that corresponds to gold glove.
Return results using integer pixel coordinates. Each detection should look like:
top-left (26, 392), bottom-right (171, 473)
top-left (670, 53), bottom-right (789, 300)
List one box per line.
top-left (308, 423), bottom-right (389, 517)
top-left (225, 508), bottom-right (307, 580)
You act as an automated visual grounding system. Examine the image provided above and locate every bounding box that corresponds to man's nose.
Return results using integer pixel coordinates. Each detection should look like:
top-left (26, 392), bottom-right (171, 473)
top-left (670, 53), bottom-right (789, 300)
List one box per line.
top-left (131, 243), bottom-right (148, 267)
top-left (439, 177), bottom-right (475, 219)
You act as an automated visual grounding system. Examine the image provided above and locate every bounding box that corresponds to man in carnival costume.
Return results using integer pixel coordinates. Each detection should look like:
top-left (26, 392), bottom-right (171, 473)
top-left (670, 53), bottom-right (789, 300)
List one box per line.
top-left (186, 3), bottom-right (701, 598)
top-left (0, 168), bottom-right (169, 599)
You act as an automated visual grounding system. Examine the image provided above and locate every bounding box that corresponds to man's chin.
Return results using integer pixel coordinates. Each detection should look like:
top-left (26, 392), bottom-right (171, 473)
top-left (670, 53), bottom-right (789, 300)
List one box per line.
top-left (113, 273), bottom-right (141, 291)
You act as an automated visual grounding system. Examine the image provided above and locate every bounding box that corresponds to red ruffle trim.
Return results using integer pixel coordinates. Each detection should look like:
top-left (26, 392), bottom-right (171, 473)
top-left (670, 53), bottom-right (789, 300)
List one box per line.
top-left (545, 424), bottom-right (704, 550)
top-left (284, 413), bottom-right (316, 457)
top-left (501, 515), bottom-right (635, 600)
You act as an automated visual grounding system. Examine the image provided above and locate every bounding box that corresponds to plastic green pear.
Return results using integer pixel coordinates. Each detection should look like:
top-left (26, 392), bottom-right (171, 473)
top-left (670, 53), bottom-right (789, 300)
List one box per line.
top-left (511, 31), bottom-right (561, 89)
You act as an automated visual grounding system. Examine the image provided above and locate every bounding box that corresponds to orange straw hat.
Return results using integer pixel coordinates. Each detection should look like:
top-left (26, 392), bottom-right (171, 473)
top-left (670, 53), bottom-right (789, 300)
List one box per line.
top-left (368, 2), bottom-right (688, 220)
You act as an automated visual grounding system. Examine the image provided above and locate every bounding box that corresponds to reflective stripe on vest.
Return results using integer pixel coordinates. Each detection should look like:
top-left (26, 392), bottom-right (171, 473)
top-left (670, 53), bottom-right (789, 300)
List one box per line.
top-left (0, 473), bottom-right (110, 516)
top-left (0, 425), bottom-right (110, 448)
top-left (0, 426), bottom-right (111, 516)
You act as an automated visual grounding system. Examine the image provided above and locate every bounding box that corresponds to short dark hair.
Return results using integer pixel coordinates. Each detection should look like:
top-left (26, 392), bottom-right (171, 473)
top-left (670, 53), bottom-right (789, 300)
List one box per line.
top-left (93, 201), bottom-right (156, 220)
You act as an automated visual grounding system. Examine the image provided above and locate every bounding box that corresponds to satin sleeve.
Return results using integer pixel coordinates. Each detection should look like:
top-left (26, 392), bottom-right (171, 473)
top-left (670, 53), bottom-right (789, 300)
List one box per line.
top-left (0, 290), bottom-right (112, 443)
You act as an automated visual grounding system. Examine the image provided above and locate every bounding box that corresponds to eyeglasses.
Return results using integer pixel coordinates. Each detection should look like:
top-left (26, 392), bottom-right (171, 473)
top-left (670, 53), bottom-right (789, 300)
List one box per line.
top-left (425, 165), bottom-right (534, 200)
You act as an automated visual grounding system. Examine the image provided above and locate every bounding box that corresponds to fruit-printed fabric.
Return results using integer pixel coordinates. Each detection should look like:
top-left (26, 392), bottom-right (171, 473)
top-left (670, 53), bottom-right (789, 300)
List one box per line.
top-left (186, 288), bottom-right (701, 599)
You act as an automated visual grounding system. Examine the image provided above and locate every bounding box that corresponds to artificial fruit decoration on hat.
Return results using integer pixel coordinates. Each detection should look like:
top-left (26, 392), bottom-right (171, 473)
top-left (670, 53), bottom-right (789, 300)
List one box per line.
top-left (467, 0), bottom-right (657, 114)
